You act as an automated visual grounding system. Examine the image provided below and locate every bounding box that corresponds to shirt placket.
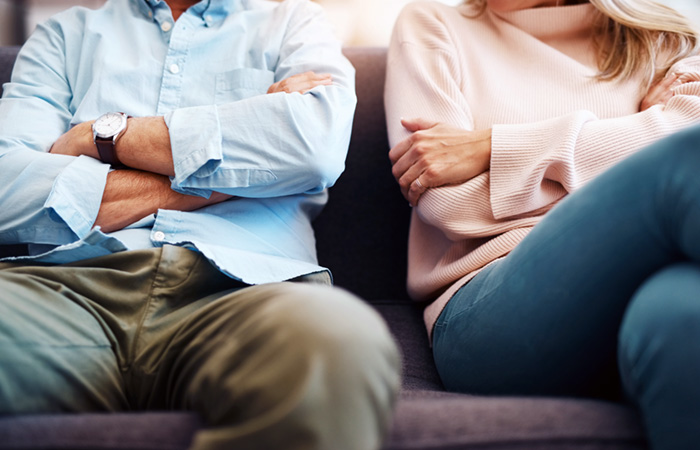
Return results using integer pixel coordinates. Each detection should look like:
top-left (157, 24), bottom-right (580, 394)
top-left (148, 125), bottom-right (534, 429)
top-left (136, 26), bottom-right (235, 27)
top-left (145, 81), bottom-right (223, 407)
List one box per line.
top-left (154, 10), bottom-right (197, 116)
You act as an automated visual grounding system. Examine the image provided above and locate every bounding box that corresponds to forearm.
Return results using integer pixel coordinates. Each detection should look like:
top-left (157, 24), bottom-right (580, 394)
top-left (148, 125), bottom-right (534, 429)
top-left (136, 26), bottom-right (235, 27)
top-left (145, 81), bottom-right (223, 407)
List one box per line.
top-left (95, 169), bottom-right (228, 233)
top-left (115, 116), bottom-right (175, 176)
top-left (49, 115), bottom-right (175, 177)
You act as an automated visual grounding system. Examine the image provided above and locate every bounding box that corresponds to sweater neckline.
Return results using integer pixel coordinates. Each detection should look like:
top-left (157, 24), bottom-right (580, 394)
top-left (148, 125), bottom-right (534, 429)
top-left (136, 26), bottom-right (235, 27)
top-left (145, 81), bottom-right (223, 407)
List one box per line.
top-left (484, 3), bottom-right (597, 41)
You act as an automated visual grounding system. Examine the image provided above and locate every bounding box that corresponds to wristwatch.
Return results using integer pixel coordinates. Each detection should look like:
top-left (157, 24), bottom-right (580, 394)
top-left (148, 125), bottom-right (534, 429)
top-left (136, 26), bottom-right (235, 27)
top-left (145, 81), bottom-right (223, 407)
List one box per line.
top-left (92, 112), bottom-right (129, 168)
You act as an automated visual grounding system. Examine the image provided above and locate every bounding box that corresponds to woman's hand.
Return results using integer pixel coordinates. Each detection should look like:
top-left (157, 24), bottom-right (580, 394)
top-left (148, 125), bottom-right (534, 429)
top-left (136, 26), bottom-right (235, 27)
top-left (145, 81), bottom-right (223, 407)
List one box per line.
top-left (389, 118), bottom-right (492, 207)
top-left (640, 71), bottom-right (700, 111)
top-left (268, 72), bottom-right (332, 94)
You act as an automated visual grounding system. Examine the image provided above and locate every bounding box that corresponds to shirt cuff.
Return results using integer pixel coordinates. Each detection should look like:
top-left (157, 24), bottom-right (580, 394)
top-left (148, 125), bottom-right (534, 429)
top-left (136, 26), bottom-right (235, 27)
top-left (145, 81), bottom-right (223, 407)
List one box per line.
top-left (44, 155), bottom-right (110, 238)
top-left (165, 104), bottom-right (223, 196)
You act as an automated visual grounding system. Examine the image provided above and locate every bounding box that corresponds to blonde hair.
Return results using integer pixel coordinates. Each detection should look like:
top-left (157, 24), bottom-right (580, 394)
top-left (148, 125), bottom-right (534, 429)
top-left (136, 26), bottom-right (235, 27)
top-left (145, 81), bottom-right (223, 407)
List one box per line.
top-left (463, 0), bottom-right (700, 86)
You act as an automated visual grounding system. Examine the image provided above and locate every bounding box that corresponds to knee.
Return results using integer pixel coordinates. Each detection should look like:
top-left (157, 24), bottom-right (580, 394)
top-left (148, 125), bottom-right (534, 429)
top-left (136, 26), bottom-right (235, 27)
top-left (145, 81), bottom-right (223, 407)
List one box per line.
top-left (182, 283), bottom-right (402, 450)
top-left (620, 263), bottom-right (700, 344)
top-left (262, 283), bottom-right (400, 370)
top-left (192, 282), bottom-right (401, 385)
top-left (618, 263), bottom-right (700, 393)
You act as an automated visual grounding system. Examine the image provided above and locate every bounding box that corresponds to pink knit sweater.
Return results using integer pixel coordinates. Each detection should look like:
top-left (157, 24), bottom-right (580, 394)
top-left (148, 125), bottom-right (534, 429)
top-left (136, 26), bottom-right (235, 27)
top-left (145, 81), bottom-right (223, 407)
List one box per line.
top-left (384, 1), bottom-right (700, 339)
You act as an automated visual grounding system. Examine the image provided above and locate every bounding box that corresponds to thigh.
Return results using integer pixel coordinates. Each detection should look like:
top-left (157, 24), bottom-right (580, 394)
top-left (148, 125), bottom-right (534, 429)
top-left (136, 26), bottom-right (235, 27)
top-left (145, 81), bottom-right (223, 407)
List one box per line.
top-left (140, 282), bottom-right (400, 450)
top-left (0, 246), bottom-right (205, 414)
top-left (139, 281), bottom-right (399, 410)
top-left (0, 270), bottom-right (128, 413)
top-left (433, 126), bottom-right (700, 396)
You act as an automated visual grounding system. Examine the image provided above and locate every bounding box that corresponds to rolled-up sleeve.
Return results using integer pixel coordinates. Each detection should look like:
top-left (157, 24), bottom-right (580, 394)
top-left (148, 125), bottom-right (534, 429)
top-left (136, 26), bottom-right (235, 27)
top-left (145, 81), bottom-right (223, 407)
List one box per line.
top-left (0, 19), bottom-right (109, 245)
top-left (165, 0), bottom-right (356, 198)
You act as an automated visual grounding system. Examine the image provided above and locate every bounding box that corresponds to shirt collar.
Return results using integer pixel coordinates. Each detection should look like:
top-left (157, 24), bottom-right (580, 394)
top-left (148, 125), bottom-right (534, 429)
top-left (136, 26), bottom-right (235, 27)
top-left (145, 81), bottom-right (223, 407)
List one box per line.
top-left (136, 0), bottom-right (238, 22)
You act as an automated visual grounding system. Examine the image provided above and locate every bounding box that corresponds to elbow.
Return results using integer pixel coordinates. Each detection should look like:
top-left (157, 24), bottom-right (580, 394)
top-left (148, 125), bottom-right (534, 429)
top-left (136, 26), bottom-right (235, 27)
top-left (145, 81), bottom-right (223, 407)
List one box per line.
top-left (303, 143), bottom-right (347, 191)
top-left (302, 120), bottom-right (352, 192)
top-left (290, 89), bottom-right (355, 191)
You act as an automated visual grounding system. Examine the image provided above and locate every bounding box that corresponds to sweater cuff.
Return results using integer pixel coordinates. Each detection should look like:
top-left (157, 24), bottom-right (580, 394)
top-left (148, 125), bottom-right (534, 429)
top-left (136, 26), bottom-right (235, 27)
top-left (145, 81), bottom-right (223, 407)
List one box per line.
top-left (490, 111), bottom-right (596, 220)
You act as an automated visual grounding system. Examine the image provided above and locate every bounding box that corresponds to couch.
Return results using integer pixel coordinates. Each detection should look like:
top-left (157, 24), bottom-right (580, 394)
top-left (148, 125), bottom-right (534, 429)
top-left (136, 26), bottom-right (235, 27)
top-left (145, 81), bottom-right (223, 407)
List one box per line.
top-left (0, 45), bottom-right (648, 449)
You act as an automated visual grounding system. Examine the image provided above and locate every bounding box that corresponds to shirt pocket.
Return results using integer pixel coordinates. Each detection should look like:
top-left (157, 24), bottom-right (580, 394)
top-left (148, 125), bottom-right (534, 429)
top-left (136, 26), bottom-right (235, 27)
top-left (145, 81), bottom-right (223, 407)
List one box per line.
top-left (215, 68), bottom-right (276, 103)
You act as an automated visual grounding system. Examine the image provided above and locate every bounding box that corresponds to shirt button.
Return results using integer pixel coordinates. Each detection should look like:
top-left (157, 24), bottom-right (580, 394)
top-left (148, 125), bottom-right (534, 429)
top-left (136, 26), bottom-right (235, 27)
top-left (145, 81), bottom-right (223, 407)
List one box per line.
top-left (169, 64), bottom-right (180, 74)
top-left (161, 21), bottom-right (172, 32)
top-left (153, 231), bottom-right (166, 241)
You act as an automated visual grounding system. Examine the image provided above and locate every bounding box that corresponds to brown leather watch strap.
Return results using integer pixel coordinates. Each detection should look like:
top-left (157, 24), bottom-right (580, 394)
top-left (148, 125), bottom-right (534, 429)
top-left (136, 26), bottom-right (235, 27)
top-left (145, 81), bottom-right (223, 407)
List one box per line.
top-left (96, 138), bottom-right (125, 168)
top-left (94, 114), bottom-right (131, 169)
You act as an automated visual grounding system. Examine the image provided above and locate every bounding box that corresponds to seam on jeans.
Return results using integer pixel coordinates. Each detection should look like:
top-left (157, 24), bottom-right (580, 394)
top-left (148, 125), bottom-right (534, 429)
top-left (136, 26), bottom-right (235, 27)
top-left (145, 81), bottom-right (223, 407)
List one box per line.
top-left (445, 286), bottom-right (501, 329)
top-left (440, 261), bottom-right (504, 327)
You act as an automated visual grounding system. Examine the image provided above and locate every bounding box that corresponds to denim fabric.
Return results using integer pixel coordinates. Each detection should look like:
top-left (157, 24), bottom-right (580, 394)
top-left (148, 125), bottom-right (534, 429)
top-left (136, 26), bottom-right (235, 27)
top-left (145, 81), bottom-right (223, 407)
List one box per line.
top-left (433, 125), bottom-right (700, 449)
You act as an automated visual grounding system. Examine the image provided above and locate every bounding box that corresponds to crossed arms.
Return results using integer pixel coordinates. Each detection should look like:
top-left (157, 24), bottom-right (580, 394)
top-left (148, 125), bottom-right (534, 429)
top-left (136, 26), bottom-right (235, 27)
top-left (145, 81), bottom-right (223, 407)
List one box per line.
top-left (0, 1), bottom-right (356, 247)
top-left (48, 73), bottom-right (334, 233)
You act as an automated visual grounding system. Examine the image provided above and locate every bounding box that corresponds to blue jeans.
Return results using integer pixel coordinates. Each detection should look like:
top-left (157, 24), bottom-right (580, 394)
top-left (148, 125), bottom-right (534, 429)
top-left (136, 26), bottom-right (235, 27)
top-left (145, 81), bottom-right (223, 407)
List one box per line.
top-left (433, 125), bottom-right (700, 449)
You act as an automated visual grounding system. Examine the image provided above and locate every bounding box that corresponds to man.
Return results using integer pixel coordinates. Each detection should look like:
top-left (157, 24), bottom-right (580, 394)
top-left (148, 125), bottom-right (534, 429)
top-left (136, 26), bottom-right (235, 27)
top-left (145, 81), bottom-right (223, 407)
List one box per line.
top-left (0, 1), bottom-right (401, 449)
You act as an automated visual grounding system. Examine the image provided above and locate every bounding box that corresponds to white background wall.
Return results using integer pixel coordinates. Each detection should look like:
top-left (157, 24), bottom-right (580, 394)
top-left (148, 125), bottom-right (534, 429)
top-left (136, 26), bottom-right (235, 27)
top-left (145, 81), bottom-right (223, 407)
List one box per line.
top-left (22, 0), bottom-right (105, 33)
top-left (1, 0), bottom-right (700, 46)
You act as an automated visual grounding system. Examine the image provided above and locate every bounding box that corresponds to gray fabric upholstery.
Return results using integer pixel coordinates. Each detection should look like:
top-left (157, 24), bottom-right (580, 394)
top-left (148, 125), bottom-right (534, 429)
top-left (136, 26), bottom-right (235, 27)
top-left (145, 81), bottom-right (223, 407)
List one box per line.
top-left (390, 393), bottom-right (646, 450)
top-left (0, 45), bottom-right (648, 450)
top-left (0, 413), bottom-right (201, 450)
top-left (315, 47), bottom-right (412, 302)
top-left (0, 46), bottom-right (19, 96)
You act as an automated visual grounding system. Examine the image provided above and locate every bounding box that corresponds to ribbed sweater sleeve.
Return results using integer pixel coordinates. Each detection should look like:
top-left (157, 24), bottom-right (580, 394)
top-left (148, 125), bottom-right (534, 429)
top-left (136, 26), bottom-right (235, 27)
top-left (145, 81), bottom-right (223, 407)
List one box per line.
top-left (385, 2), bottom-right (473, 146)
top-left (491, 57), bottom-right (700, 219)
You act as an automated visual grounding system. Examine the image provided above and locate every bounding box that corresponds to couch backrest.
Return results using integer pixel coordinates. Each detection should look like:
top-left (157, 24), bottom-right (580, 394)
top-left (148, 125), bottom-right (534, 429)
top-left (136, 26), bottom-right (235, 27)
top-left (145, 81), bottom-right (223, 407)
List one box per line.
top-left (0, 46), bottom-right (20, 98)
top-left (0, 45), bottom-right (411, 302)
top-left (316, 48), bottom-right (411, 301)
top-left (0, 47), bottom-right (32, 259)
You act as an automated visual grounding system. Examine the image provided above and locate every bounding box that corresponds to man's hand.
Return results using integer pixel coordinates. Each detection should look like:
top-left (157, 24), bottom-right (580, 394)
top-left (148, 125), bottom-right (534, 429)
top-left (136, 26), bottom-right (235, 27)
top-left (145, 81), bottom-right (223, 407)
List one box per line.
top-left (49, 120), bottom-right (98, 158)
top-left (389, 118), bottom-right (492, 207)
top-left (267, 72), bottom-right (332, 94)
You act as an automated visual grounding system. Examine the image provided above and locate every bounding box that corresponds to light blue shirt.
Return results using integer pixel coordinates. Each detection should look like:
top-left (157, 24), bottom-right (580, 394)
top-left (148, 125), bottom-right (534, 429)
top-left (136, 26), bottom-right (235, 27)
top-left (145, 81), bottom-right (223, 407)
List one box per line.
top-left (0, 0), bottom-right (356, 283)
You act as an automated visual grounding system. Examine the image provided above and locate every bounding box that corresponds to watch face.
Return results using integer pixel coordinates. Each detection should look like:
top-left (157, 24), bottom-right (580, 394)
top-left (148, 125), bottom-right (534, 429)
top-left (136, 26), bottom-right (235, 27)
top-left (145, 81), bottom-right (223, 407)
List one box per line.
top-left (94, 112), bottom-right (127, 138)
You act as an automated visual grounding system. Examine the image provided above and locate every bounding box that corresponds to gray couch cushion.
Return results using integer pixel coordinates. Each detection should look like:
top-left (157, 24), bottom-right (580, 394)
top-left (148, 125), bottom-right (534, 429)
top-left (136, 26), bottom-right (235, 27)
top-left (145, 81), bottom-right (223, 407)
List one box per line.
top-left (390, 392), bottom-right (646, 450)
top-left (0, 413), bottom-right (200, 449)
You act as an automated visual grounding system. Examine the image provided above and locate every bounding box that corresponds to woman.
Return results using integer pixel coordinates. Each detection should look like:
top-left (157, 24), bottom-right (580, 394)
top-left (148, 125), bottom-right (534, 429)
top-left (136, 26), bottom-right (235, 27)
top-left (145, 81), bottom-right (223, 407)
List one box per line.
top-left (384, 0), bottom-right (700, 447)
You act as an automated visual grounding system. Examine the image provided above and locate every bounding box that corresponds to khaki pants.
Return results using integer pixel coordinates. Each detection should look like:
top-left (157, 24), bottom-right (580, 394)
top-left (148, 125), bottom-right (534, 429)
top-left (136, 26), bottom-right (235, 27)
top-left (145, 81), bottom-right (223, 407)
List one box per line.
top-left (0, 245), bottom-right (401, 450)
